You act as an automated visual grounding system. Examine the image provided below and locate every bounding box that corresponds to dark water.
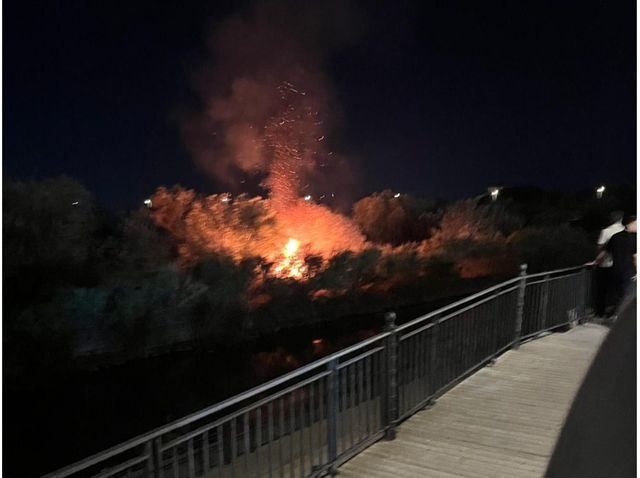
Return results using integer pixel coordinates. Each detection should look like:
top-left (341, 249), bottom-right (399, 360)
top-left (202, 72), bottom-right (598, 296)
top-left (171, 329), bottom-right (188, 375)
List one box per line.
top-left (5, 293), bottom-right (470, 477)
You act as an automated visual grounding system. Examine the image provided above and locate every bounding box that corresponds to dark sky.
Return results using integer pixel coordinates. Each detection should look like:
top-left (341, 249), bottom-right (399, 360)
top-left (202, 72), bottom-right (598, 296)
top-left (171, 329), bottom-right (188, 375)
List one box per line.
top-left (4, 0), bottom-right (636, 209)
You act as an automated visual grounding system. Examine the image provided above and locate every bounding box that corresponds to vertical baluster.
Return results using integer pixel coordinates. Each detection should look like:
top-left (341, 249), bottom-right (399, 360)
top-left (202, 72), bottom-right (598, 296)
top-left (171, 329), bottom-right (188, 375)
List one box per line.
top-left (513, 264), bottom-right (528, 349)
top-left (202, 430), bottom-right (210, 475)
top-left (540, 276), bottom-right (550, 331)
top-left (538, 283), bottom-right (544, 331)
top-left (349, 364), bottom-right (356, 447)
top-left (230, 419), bottom-right (237, 478)
top-left (299, 388), bottom-right (305, 478)
top-left (217, 425), bottom-right (224, 478)
top-left (256, 406), bottom-right (262, 478)
top-left (357, 359), bottom-right (364, 441)
top-left (243, 414), bottom-right (250, 476)
top-left (268, 402), bottom-right (274, 478)
top-left (414, 333), bottom-right (421, 408)
top-left (383, 312), bottom-right (399, 440)
top-left (405, 339), bottom-right (411, 414)
top-left (318, 377), bottom-right (326, 465)
top-left (397, 345), bottom-right (403, 418)
top-left (289, 394), bottom-right (295, 478)
top-left (326, 360), bottom-right (339, 474)
top-left (407, 336), bottom-right (414, 411)
top-left (420, 328), bottom-right (427, 403)
top-left (429, 315), bottom-right (439, 397)
top-left (187, 438), bottom-right (196, 478)
top-left (172, 446), bottom-right (179, 478)
top-left (278, 398), bottom-right (285, 478)
top-left (340, 367), bottom-right (347, 453)
top-left (309, 382), bottom-right (315, 470)
top-left (365, 355), bottom-right (372, 437)
top-left (373, 351), bottom-right (380, 430)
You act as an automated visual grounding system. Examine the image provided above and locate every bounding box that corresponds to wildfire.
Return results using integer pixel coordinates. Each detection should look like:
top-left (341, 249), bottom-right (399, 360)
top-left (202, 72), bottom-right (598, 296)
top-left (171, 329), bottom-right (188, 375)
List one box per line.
top-left (273, 238), bottom-right (307, 279)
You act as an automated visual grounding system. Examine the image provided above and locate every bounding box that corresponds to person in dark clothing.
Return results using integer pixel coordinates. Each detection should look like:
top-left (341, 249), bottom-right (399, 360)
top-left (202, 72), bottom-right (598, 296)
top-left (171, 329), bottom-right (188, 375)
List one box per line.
top-left (603, 216), bottom-right (636, 310)
top-left (594, 210), bottom-right (625, 317)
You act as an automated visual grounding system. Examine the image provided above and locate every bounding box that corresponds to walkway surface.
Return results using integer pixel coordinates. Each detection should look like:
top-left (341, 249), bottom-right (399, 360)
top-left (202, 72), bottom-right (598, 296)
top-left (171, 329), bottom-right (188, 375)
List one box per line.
top-left (338, 324), bottom-right (608, 478)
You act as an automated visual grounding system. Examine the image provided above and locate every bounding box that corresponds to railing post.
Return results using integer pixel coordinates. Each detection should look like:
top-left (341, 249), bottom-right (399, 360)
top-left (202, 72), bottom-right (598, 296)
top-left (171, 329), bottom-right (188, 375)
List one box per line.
top-left (383, 311), bottom-right (399, 440)
top-left (513, 264), bottom-right (528, 349)
top-left (148, 438), bottom-right (162, 478)
top-left (326, 359), bottom-right (339, 474)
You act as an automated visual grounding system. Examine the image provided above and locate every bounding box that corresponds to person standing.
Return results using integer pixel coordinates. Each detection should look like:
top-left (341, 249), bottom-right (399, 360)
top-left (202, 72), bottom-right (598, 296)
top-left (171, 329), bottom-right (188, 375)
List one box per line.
top-left (604, 215), bottom-right (637, 313)
top-left (595, 211), bottom-right (625, 317)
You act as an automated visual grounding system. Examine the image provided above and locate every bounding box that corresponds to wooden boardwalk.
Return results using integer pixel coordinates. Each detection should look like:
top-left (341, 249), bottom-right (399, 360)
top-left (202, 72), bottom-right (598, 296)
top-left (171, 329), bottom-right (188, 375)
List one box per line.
top-left (338, 324), bottom-right (608, 478)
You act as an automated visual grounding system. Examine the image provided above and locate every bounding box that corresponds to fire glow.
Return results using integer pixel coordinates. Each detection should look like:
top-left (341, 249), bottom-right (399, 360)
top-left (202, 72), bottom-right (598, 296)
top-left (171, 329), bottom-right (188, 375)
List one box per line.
top-left (273, 238), bottom-right (307, 279)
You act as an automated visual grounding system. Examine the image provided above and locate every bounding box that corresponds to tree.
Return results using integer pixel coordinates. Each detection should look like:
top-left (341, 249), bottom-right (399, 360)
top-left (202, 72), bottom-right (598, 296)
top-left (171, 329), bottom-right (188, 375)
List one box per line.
top-left (4, 177), bottom-right (96, 308)
top-left (352, 190), bottom-right (437, 245)
top-left (508, 225), bottom-right (595, 273)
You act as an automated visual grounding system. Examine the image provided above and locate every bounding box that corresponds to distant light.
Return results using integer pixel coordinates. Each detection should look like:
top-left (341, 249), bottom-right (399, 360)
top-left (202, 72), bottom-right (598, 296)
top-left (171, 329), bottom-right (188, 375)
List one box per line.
top-left (143, 199), bottom-right (152, 208)
top-left (304, 195), bottom-right (312, 201)
top-left (596, 185), bottom-right (605, 198)
top-left (312, 339), bottom-right (323, 345)
top-left (393, 193), bottom-right (401, 198)
top-left (221, 194), bottom-right (231, 203)
top-left (488, 186), bottom-right (502, 201)
top-left (71, 201), bottom-right (79, 206)
top-left (331, 193), bottom-right (335, 198)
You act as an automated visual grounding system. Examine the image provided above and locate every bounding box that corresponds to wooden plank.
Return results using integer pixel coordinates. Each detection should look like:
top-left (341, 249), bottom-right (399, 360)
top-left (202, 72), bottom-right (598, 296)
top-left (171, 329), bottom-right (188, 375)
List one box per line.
top-left (338, 324), bottom-right (607, 477)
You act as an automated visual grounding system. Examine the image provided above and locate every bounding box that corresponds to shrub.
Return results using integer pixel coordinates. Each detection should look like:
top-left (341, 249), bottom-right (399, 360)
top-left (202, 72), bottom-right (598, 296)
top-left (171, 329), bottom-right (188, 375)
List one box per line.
top-left (508, 225), bottom-right (595, 273)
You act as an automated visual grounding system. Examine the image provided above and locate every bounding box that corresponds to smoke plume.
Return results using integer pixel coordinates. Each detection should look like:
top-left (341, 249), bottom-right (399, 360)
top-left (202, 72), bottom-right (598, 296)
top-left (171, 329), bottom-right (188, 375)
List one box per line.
top-left (183, 0), bottom-right (362, 205)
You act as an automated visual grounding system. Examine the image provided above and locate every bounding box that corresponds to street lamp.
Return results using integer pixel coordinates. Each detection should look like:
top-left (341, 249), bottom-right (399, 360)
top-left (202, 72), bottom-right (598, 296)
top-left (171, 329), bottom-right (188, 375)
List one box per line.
top-left (596, 185), bottom-right (605, 199)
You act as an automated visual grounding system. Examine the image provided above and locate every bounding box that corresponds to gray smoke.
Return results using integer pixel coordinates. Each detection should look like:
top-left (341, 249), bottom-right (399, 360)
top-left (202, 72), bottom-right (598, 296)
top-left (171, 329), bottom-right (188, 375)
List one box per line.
top-left (182, 0), bottom-right (363, 203)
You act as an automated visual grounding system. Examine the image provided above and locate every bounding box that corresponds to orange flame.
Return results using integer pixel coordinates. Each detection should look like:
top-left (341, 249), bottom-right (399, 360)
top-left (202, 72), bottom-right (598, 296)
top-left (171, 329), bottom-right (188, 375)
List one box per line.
top-left (273, 238), bottom-right (307, 279)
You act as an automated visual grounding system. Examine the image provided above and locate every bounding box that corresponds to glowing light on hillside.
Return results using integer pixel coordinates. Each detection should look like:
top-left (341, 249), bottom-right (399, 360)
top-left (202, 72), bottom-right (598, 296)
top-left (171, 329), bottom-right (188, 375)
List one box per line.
top-left (304, 195), bottom-right (312, 201)
top-left (143, 199), bottom-right (152, 208)
top-left (596, 185), bottom-right (605, 199)
top-left (393, 193), bottom-right (400, 198)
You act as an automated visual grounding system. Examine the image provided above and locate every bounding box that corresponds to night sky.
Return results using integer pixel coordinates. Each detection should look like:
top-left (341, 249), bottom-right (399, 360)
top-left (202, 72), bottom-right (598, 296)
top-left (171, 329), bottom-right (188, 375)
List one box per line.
top-left (5, 0), bottom-right (636, 210)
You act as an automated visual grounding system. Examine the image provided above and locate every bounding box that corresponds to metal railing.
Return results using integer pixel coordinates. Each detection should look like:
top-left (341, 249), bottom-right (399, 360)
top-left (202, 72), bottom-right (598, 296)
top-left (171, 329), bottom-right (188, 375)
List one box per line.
top-left (43, 264), bottom-right (594, 478)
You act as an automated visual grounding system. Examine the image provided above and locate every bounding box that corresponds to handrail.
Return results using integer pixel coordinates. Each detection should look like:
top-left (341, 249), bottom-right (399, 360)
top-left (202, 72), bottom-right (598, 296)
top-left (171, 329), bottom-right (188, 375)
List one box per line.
top-left (42, 264), bottom-right (592, 478)
top-left (525, 264), bottom-right (590, 280)
top-left (396, 276), bottom-right (521, 332)
top-left (42, 330), bottom-right (390, 478)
